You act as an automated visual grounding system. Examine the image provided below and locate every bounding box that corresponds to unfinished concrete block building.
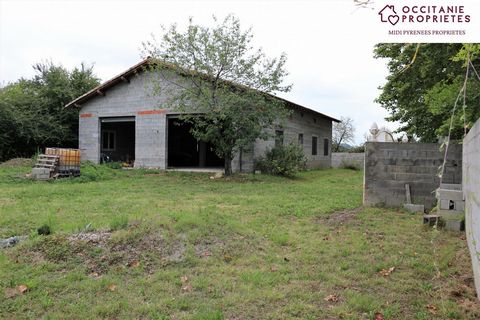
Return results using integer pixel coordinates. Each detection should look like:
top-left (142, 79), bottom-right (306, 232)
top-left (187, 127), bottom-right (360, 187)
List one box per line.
top-left (65, 59), bottom-right (339, 172)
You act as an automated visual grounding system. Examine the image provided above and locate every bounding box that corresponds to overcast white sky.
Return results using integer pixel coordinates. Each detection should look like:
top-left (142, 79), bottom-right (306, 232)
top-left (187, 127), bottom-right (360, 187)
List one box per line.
top-left (0, 0), bottom-right (397, 144)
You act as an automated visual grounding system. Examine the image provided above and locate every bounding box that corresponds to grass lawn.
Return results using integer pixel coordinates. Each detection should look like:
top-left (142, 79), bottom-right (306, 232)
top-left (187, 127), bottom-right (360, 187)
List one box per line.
top-left (0, 163), bottom-right (479, 319)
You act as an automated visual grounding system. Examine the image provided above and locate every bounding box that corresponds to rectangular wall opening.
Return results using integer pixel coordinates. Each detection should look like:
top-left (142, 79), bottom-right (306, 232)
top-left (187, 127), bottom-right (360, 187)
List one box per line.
top-left (167, 117), bottom-right (224, 168)
top-left (100, 117), bottom-right (135, 165)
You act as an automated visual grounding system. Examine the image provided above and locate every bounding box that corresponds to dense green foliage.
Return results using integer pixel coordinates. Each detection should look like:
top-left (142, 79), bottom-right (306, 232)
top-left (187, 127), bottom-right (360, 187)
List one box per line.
top-left (374, 43), bottom-right (480, 142)
top-left (142, 15), bottom-right (291, 175)
top-left (0, 62), bottom-right (100, 161)
top-left (255, 144), bottom-right (307, 176)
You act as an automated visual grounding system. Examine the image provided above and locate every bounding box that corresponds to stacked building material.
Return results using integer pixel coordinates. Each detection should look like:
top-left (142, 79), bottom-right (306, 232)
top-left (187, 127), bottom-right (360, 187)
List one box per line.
top-left (31, 154), bottom-right (60, 180)
top-left (31, 148), bottom-right (81, 180)
top-left (435, 183), bottom-right (465, 231)
top-left (45, 148), bottom-right (81, 177)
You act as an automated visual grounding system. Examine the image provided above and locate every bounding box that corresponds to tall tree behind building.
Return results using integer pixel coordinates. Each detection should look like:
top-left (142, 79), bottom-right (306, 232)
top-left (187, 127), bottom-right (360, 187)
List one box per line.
top-left (0, 62), bottom-right (100, 161)
top-left (332, 116), bottom-right (355, 152)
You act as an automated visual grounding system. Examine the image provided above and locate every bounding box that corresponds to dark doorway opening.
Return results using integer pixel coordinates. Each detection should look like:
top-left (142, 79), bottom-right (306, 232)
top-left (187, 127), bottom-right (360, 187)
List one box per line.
top-left (167, 118), bottom-right (224, 168)
top-left (100, 117), bottom-right (135, 165)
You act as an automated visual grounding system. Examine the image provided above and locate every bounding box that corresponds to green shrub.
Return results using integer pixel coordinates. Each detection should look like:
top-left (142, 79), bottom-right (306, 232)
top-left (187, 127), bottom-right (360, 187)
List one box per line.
top-left (255, 143), bottom-right (307, 176)
top-left (105, 162), bottom-right (123, 169)
top-left (37, 224), bottom-right (52, 235)
top-left (72, 162), bottom-right (117, 182)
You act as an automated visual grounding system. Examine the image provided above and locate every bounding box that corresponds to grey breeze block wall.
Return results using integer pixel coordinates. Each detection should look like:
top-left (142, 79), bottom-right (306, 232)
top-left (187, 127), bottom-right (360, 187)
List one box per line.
top-left (79, 70), bottom-right (333, 171)
top-left (79, 71), bottom-right (169, 168)
top-left (235, 111), bottom-right (333, 171)
top-left (332, 152), bottom-right (364, 170)
top-left (463, 118), bottom-right (480, 298)
top-left (363, 142), bottom-right (462, 210)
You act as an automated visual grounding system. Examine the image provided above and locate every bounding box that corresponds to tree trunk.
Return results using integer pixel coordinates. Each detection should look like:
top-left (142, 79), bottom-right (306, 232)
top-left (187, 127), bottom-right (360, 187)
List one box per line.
top-left (335, 132), bottom-right (345, 152)
top-left (239, 148), bottom-right (243, 173)
top-left (224, 153), bottom-right (232, 176)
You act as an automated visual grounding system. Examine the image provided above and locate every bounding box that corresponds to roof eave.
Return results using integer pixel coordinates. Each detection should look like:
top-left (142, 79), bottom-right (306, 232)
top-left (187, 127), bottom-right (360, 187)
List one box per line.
top-left (65, 58), bottom-right (341, 123)
top-left (64, 58), bottom-right (151, 108)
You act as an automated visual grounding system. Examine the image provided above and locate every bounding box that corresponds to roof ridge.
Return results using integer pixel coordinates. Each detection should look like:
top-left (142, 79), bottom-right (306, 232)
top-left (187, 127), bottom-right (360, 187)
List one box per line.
top-left (64, 58), bottom-right (340, 122)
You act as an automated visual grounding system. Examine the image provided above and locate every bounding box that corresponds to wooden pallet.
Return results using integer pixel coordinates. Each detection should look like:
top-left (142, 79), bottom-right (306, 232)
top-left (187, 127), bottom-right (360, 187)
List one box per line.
top-left (34, 155), bottom-right (60, 172)
top-left (33, 154), bottom-right (81, 178)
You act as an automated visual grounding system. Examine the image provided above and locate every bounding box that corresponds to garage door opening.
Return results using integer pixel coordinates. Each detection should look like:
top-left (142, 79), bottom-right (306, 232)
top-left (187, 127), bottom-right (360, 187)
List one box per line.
top-left (100, 117), bottom-right (135, 166)
top-left (167, 118), bottom-right (224, 168)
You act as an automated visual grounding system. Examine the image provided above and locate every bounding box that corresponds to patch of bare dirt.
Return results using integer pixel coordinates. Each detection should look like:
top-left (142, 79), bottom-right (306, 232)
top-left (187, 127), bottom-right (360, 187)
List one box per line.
top-left (67, 231), bottom-right (111, 247)
top-left (194, 237), bottom-right (226, 258)
top-left (319, 207), bottom-right (363, 226)
top-left (22, 229), bottom-right (231, 276)
top-left (0, 158), bottom-right (33, 167)
top-left (12, 225), bottom-right (251, 281)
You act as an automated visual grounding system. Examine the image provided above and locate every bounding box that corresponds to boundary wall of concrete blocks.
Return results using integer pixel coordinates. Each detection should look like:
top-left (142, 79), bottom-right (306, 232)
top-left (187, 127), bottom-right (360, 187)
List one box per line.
top-left (463, 118), bottom-right (480, 298)
top-left (363, 142), bottom-right (462, 210)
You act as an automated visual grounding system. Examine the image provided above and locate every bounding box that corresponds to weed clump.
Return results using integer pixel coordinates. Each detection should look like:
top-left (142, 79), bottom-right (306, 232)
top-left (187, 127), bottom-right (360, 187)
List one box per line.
top-left (37, 224), bottom-right (51, 236)
top-left (69, 162), bottom-right (118, 183)
top-left (109, 215), bottom-right (129, 231)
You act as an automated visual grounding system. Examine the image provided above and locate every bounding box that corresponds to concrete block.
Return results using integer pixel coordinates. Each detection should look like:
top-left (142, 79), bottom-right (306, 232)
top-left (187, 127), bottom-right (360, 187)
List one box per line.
top-left (437, 209), bottom-right (464, 220)
top-left (423, 214), bottom-right (440, 226)
top-left (440, 183), bottom-right (462, 190)
top-left (444, 219), bottom-right (464, 231)
top-left (436, 189), bottom-right (464, 201)
top-left (32, 168), bottom-right (52, 180)
top-left (455, 200), bottom-right (465, 211)
top-left (404, 203), bottom-right (425, 213)
top-left (440, 199), bottom-right (453, 210)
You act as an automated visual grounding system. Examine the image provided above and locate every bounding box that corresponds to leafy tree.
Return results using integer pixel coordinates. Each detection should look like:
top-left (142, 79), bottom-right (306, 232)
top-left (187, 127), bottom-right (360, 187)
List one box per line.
top-left (332, 116), bottom-right (355, 152)
top-left (374, 43), bottom-right (480, 142)
top-left (142, 15), bottom-right (291, 175)
top-left (0, 62), bottom-right (100, 161)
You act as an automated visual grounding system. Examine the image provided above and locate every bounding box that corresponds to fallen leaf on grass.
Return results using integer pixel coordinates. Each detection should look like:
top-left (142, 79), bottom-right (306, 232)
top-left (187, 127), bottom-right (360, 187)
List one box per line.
top-left (17, 285), bottom-right (28, 294)
top-left (107, 284), bottom-right (117, 292)
top-left (5, 285), bottom-right (28, 298)
top-left (324, 294), bottom-right (339, 302)
top-left (426, 304), bottom-right (437, 315)
top-left (129, 260), bottom-right (140, 268)
top-left (458, 298), bottom-right (476, 309)
top-left (379, 267), bottom-right (396, 277)
top-left (182, 284), bottom-right (193, 292)
top-left (450, 284), bottom-right (469, 298)
top-left (374, 312), bottom-right (384, 320)
top-left (180, 275), bottom-right (188, 284)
